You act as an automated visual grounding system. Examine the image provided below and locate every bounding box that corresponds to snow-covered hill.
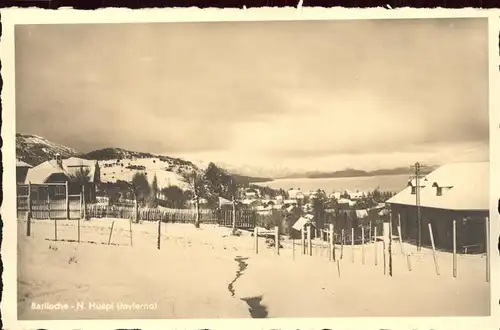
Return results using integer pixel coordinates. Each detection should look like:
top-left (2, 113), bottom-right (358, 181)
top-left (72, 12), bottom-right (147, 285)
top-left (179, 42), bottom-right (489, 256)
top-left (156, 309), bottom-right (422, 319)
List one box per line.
top-left (81, 147), bottom-right (202, 190)
top-left (16, 133), bottom-right (80, 166)
top-left (97, 157), bottom-right (194, 190)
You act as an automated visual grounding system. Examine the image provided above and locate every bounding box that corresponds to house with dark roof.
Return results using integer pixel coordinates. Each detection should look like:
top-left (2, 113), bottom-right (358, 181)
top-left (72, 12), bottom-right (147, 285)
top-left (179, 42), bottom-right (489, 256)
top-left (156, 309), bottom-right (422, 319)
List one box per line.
top-left (387, 161), bottom-right (489, 253)
top-left (25, 154), bottom-right (100, 202)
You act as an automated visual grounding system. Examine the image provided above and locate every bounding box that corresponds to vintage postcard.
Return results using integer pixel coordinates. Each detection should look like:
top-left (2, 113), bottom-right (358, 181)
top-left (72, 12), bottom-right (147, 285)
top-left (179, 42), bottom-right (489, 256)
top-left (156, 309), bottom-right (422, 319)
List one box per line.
top-left (1, 7), bottom-right (499, 330)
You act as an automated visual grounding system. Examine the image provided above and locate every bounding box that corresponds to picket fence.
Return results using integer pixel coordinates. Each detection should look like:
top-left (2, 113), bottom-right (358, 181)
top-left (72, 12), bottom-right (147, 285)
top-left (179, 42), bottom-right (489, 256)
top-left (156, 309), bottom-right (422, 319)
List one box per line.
top-left (17, 195), bottom-right (81, 220)
top-left (85, 204), bottom-right (257, 228)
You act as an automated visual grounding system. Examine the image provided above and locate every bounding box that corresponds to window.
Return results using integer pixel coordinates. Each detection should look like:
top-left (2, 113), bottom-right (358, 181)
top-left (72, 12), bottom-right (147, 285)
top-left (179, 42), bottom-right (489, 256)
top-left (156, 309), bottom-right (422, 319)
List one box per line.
top-left (411, 186), bottom-right (416, 195)
top-left (54, 185), bottom-right (65, 197)
top-left (436, 187), bottom-right (442, 196)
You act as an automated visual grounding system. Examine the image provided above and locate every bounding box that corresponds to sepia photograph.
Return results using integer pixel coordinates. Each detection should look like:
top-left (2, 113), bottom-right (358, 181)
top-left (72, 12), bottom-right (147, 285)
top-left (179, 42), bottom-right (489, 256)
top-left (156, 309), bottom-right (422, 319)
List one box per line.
top-left (1, 8), bottom-right (499, 329)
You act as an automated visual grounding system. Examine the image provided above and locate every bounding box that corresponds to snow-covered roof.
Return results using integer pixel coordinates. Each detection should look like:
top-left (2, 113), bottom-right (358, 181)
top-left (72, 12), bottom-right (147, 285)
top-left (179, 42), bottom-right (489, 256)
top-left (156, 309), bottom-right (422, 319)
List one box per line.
top-left (288, 189), bottom-right (305, 199)
top-left (387, 162), bottom-right (488, 211)
top-left (219, 197), bottom-right (232, 206)
top-left (292, 216), bottom-right (315, 230)
top-left (16, 159), bottom-right (32, 168)
top-left (25, 157), bottom-right (98, 184)
top-left (241, 199), bottom-right (260, 205)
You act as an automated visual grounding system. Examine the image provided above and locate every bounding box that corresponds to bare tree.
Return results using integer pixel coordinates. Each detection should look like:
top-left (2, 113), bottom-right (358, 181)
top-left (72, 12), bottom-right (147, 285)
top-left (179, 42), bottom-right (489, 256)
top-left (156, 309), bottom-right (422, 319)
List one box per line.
top-left (184, 170), bottom-right (206, 228)
top-left (116, 172), bottom-right (151, 223)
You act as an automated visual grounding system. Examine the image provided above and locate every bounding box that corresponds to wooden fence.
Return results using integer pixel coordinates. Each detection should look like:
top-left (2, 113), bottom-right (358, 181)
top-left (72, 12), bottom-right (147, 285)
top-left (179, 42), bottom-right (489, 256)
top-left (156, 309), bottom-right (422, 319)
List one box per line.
top-left (17, 195), bottom-right (81, 220)
top-left (217, 209), bottom-right (256, 229)
top-left (85, 204), bottom-right (219, 224)
top-left (84, 204), bottom-right (258, 228)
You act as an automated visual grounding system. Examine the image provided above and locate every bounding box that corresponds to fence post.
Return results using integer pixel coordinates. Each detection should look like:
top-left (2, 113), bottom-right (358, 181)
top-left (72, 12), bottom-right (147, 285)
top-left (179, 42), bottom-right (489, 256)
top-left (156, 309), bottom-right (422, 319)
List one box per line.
top-left (79, 191), bottom-right (83, 219)
top-left (406, 253), bottom-right (412, 271)
top-left (361, 226), bottom-right (365, 265)
top-left (65, 181), bottom-right (70, 220)
top-left (134, 198), bottom-right (138, 223)
top-left (128, 217), bottom-right (133, 247)
top-left (398, 213), bottom-right (402, 236)
top-left (452, 220), bottom-right (457, 278)
top-left (275, 226), bottom-right (279, 256)
top-left (27, 182), bottom-right (32, 236)
top-left (341, 228), bottom-right (344, 259)
top-left (307, 225), bottom-right (312, 256)
top-left (157, 219), bottom-right (161, 250)
top-left (389, 217), bottom-right (393, 277)
top-left (485, 217), bottom-right (490, 283)
top-left (351, 227), bottom-right (354, 263)
top-left (52, 187), bottom-right (57, 241)
top-left (428, 223), bottom-right (440, 275)
top-left (254, 227), bottom-right (259, 254)
top-left (333, 225), bottom-right (337, 261)
top-left (232, 199), bottom-right (237, 234)
top-left (329, 224), bottom-right (334, 262)
top-left (27, 181), bottom-right (32, 216)
top-left (108, 221), bottom-right (115, 245)
top-left (47, 193), bottom-right (51, 220)
top-left (398, 225), bottom-right (405, 255)
top-left (82, 185), bottom-right (87, 220)
top-left (301, 227), bottom-right (305, 255)
top-left (383, 222), bottom-right (389, 275)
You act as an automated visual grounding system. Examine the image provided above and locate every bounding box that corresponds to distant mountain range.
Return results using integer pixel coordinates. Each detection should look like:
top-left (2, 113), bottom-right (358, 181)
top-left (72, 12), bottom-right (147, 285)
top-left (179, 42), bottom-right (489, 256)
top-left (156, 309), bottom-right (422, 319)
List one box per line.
top-left (277, 166), bottom-right (436, 179)
top-left (16, 133), bottom-right (435, 184)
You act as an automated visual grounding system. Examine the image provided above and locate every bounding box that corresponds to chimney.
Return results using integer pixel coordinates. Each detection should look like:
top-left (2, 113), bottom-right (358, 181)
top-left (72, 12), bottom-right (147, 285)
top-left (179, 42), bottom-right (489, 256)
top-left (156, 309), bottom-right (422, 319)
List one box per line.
top-left (55, 153), bottom-right (62, 167)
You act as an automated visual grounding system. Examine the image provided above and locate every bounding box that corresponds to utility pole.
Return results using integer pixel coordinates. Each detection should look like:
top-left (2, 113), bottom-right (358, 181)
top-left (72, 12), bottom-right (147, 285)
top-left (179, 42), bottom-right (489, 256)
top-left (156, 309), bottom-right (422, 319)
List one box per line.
top-left (231, 178), bottom-right (237, 235)
top-left (410, 162), bottom-right (425, 251)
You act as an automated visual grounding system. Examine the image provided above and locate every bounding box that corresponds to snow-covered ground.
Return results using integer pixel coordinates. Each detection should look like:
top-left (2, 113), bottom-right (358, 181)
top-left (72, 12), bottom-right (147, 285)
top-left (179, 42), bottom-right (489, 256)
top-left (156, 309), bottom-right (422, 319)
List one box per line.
top-left (17, 218), bottom-right (490, 320)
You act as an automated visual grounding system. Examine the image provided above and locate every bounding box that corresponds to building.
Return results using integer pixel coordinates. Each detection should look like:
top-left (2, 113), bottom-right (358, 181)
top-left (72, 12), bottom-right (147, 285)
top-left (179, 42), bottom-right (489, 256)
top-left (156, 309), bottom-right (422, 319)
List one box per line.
top-left (346, 190), bottom-right (365, 200)
top-left (288, 188), bottom-right (305, 200)
top-left (25, 155), bottom-right (100, 202)
top-left (387, 162), bottom-right (489, 253)
top-left (244, 190), bottom-right (258, 199)
top-left (241, 199), bottom-right (262, 209)
top-left (329, 191), bottom-right (342, 200)
top-left (16, 159), bottom-right (32, 183)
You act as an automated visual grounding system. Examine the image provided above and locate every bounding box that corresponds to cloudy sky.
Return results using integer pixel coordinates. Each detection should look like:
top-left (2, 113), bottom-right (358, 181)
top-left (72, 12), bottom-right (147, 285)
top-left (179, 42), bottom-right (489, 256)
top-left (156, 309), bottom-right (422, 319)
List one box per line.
top-left (15, 18), bottom-right (489, 177)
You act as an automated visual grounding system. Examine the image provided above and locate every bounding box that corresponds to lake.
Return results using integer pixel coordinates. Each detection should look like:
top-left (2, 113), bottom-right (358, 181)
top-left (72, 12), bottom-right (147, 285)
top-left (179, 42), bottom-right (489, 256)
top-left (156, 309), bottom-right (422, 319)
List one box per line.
top-left (253, 174), bottom-right (411, 194)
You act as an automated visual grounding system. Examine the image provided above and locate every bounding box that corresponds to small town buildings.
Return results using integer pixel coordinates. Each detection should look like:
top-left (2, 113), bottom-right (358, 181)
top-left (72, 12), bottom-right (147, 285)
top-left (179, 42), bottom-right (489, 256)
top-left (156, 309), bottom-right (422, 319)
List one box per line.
top-left (346, 190), bottom-right (365, 200)
top-left (287, 188), bottom-right (305, 200)
top-left (241, 198), bottom-right (262, 209)
top-left (244, 190), bottom-right (258, 199)
top-left (329, 191), bottom-right (342, 200)
top-left (283, 199), bottom-right (299, 208)
top-left (24, 155), bottom-right (100, 202)
top-left (387, 162), bottom-right (489, 253)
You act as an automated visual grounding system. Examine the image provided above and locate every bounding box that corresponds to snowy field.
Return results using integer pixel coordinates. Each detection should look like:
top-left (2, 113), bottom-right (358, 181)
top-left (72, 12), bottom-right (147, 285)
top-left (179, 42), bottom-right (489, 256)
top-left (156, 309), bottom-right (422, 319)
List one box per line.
top-left (99, 157), bottom-right (190, 190)
top-left (17, 218), bottom-right (490, 320)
